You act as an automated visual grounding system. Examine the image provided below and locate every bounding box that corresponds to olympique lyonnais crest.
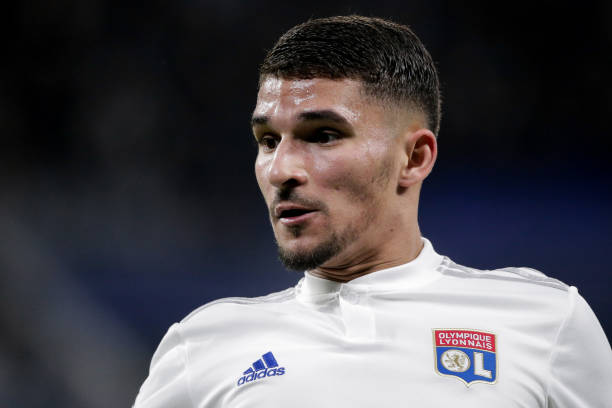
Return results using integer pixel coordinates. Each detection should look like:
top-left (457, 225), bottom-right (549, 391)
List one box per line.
top-left (433, 329), bottom-right (497, 386)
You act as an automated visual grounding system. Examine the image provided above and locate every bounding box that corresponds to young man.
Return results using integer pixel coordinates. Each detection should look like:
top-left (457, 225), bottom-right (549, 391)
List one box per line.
top-left (134, 16), bottom-right (611, 407)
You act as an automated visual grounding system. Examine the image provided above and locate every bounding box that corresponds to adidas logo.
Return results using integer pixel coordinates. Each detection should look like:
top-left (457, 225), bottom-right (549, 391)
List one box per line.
top-left (237, 351), bottom-right (286, 386)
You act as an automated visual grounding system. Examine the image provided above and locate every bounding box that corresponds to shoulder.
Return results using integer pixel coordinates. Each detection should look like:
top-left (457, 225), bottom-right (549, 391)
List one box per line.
top-left (434, 256), bottom-right (576, 319)
top-left (438, 256), bottom-right (570, 292)
top-left (178, 287), bottom-right (297, 328)
top-left (146, 287), bottom-right (298, 368)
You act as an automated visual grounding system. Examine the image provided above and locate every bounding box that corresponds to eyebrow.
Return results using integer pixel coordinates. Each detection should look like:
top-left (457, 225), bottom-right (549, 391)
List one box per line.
top-left (250, 109), bottom-right (350, 128)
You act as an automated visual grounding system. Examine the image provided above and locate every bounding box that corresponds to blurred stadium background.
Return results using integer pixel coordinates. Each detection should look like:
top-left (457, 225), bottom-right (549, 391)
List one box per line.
top-left (2, 1), bottom-right (611, 406)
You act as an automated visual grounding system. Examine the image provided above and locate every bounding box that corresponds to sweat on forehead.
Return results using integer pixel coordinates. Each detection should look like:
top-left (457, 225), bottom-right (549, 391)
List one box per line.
top-left (253, 78), bottom-right (367, 126)
top-left (253, 77), bottom-right (426, 132)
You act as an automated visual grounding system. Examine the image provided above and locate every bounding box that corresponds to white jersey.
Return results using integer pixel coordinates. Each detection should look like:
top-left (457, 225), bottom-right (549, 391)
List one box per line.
top-left (134, 238), bottom-right (612, 407)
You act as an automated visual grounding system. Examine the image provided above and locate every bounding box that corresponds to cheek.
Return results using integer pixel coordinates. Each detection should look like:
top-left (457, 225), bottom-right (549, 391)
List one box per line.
top-left (317, 157), bottom-right (384, 203)
top-left (254, 158), bottom-right (270, 200)
top-left (339, 171), bottom-right (382, 203)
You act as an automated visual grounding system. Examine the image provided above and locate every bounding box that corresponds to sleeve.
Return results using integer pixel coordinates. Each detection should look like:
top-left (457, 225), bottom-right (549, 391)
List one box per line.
top-left (133, 323), bottom-right (194, 408)
top-left (547, 287), bottom-right (612, 408)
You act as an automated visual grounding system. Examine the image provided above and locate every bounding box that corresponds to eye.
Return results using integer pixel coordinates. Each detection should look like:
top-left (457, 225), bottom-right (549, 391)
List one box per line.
top-left (308, 129), bottom-right (341, 144)
top-left (258, 134), bottom-right (279, 151)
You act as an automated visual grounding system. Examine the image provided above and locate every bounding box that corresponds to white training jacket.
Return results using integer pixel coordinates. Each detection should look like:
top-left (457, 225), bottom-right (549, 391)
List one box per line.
top-left (134, 238), bottom-right (612, 407)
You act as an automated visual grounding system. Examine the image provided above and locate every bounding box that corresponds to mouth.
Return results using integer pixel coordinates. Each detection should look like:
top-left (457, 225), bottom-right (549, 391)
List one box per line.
top-left (274, 205), bottom-right (318, 225)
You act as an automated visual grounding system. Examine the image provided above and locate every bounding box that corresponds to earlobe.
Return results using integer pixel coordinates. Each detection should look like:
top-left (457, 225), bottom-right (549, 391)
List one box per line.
top-left (398, 129), bottom-right (437, 188)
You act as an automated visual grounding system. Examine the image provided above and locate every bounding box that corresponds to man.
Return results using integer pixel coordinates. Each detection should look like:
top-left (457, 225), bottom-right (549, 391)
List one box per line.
top-left (134, 16), bottom-right (612, 407)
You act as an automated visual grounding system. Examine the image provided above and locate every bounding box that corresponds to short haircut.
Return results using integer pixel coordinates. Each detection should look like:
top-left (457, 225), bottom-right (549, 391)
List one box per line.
top-left (259, 15), bottom-right (441, 135)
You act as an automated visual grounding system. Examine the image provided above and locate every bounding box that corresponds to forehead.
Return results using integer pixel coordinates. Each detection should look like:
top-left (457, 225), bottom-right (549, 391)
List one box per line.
top-left (253, 77), bottom-right (371, 125)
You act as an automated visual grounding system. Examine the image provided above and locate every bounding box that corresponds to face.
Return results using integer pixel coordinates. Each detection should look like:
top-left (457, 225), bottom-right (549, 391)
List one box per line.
top-left (253, 77), bottom-right (404, 271)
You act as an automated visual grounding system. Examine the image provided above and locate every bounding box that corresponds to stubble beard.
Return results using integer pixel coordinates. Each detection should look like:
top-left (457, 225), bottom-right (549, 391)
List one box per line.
top-left (276, 224), bottom-right (357, 271)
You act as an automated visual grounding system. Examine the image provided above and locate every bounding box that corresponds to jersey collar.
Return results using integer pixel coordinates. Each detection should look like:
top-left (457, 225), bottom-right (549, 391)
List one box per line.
top-left (296, 237), bottom-right (444, 301)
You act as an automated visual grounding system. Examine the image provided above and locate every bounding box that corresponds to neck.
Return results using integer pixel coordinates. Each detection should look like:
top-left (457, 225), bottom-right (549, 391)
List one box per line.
top-left (309, 225), bottom-right (424, 283)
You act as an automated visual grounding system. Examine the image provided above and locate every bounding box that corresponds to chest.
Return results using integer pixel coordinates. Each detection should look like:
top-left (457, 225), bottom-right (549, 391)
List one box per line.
top-left (186, 300), bottom-right (555, 407)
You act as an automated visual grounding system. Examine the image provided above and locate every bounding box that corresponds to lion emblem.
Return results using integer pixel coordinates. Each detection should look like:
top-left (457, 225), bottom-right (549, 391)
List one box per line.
top-left (440, 349), bottom-right (470, 372)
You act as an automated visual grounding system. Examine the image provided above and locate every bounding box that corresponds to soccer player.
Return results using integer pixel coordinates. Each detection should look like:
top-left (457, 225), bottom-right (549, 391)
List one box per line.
top-left (134, 16), bottom-right (612, 407)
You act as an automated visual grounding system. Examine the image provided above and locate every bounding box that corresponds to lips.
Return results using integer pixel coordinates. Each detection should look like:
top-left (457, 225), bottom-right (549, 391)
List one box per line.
top-left (274, 204), bottom-right (318, 225)
top-left (275, 204), bottom-right (315, 219)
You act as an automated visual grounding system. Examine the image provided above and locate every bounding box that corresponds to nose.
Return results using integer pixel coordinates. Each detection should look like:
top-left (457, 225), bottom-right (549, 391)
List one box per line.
top-left (267, 138), bottom-right (308, 188)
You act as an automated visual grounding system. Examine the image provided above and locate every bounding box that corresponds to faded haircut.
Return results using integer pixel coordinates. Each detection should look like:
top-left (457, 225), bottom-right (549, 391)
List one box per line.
top-left (259, 15), bottom-right (441, 135)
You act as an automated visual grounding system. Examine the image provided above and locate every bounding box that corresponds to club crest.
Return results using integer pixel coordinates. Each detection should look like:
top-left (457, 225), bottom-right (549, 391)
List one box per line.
top-left (433, 329), bottom-right (497, 386)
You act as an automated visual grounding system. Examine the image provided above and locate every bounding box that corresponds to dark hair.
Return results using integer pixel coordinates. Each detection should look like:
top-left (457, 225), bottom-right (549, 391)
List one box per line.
top-left (260, 15), bottom-right (441, 135)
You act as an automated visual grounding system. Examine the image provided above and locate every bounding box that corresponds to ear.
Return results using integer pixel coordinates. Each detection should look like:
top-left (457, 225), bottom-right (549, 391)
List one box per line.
top-left (398, 128), bottom-right (438, 188)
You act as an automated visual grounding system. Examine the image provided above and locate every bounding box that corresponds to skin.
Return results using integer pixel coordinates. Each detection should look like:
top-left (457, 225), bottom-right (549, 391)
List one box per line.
top-left (252, 77), bottom-right (437, 282)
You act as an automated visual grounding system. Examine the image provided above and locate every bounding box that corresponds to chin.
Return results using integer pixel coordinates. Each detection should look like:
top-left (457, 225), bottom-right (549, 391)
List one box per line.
top-left (276, 233), bottom-right (344, 272)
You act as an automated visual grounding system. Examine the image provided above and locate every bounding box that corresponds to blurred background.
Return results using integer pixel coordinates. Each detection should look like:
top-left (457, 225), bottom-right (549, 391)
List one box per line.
top-left (2, 1), bottom-right (611, 406)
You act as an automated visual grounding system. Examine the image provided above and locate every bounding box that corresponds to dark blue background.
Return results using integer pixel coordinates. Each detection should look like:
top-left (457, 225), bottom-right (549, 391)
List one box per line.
top-left (2, 1), bottom-right (610, 407)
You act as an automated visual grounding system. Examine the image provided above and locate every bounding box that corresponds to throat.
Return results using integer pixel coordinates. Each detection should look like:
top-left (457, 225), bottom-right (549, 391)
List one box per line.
top-left (309, 236), bottom-right (424, 283)
top-left (310, 260), bottom-right (397, 282)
